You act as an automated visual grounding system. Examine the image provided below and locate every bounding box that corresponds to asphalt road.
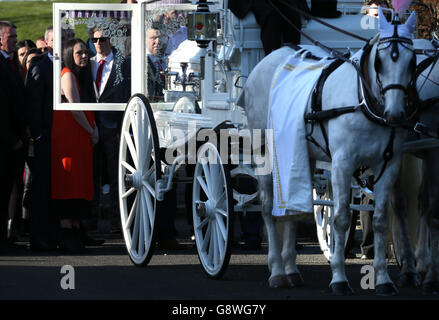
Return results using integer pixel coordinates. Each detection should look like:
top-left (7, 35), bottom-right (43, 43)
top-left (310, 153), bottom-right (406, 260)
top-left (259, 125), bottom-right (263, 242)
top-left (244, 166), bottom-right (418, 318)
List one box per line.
top-left (1, 233), bottom-right (438, 304)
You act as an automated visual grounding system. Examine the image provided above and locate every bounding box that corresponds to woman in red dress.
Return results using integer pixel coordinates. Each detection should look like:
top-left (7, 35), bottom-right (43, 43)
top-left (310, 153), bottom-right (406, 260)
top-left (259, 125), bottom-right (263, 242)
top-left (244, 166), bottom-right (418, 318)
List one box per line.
top-left (52, 38), bottom-right (98, 253)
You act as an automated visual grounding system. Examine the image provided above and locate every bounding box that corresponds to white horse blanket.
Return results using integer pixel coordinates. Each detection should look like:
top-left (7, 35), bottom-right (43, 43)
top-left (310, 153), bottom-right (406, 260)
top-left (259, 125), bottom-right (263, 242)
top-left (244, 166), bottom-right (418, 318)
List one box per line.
top-left (269, 51), bottom-right (331, 217)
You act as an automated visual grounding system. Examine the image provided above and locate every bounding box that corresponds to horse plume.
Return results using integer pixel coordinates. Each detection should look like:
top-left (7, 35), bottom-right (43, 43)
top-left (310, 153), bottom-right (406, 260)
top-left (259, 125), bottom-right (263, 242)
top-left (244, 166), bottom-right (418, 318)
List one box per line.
top-left (392, 0), bottom-right (412, 14)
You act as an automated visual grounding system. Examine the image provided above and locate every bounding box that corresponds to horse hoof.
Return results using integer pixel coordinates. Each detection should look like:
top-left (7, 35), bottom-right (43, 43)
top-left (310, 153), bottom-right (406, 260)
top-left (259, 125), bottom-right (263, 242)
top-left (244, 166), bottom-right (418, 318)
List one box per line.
top-left (422, 281), bottom-right (439, 296)
top-left (330, 281), bottom-right (354, 296)
top-left (376, 283), bottom-right (399, 296)
top-left (398, 272), bottom-right (421, 288)
top-left (269, 275), bottom-right (290, 289)
top-left (287, 273), bottom-right (304, 288)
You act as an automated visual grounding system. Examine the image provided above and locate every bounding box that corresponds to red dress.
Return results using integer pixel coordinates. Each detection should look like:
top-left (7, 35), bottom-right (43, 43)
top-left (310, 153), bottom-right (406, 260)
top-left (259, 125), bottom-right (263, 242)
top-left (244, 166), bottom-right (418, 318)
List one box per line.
top-left (51, 67), bottom-right (94, 201)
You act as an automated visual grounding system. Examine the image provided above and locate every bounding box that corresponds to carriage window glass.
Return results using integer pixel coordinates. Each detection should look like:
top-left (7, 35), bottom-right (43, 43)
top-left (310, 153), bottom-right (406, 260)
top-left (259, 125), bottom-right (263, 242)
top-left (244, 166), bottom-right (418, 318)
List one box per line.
top-left (144, 5), bottom-right (201, 106)
top-left (54, 7), bottom-right (133, 110)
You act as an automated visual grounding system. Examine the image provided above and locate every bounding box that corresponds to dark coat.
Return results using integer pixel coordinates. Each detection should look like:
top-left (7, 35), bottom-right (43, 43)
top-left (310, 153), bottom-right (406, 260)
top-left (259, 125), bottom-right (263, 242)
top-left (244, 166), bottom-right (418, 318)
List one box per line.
top-left (146, 55), bottom-right (165, 102)
top-left (0, 54), bottom-right (26, 148)
top-left (25, 53), bottom-right (53, 142)
top-left (92, 48), bottom-right (131, 129)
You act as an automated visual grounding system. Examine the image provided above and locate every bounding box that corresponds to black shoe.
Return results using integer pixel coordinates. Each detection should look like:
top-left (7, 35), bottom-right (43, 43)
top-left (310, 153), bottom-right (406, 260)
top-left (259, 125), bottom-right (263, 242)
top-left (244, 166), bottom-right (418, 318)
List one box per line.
top-left (59, 228), bottom-right (86, 254)
top-left (0, 242), bottom-right (27, 254)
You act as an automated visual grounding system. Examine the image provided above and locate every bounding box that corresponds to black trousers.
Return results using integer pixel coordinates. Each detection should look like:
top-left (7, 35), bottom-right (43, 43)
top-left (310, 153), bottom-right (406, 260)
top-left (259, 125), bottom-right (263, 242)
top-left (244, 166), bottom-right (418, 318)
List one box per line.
top-left (92, 125), bottom-right (120, 218)
top-left (29, 138), bottom-right (59, 246)
top-left (8, 145), bottom-right (26, 238)
top-left (0, 150), bottom-right (15, 245)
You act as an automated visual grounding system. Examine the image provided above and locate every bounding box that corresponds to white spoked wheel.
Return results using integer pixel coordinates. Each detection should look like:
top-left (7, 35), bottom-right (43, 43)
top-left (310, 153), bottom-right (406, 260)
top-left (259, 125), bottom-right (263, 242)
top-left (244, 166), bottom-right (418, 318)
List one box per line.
top-left (313, 173), bottom-right (350, 262)
top-left (193, 142), bottom-right (233, 279)
top-left (118, 94), bottom-right (161, 266)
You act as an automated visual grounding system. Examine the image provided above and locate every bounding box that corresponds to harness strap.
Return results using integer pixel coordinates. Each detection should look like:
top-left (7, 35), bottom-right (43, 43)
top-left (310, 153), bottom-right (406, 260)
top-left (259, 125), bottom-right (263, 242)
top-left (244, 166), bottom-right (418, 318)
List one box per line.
top-left (371, 127), bottom-right (395, 185)
top-left (304, 106), bottom-right (358, 122)
top-left (413, 122), bottom-right (439, 139)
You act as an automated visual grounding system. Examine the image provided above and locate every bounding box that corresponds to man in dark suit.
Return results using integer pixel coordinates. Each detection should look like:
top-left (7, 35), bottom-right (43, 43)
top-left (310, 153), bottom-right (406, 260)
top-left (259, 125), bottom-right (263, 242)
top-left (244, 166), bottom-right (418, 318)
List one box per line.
top-left (228, 0), bottom-right (310, 55)
top-left (146, 22), bottom-right (166, 101)
top-left (0, 21), bottom-right (27, 248)
top-left (90, 27), bottom-right (131, 232)
top-left (144, 21), bottom-right (182, 250)
top-left (0, 30), bottom-right (27, 253)
top-left (25, 26), bottom-right (59, 252)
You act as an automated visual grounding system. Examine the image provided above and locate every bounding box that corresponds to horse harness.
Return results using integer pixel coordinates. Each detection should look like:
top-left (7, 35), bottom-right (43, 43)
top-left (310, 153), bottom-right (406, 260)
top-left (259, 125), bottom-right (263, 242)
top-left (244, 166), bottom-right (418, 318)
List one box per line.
top-left (303, 33), bottom-right (419, 186)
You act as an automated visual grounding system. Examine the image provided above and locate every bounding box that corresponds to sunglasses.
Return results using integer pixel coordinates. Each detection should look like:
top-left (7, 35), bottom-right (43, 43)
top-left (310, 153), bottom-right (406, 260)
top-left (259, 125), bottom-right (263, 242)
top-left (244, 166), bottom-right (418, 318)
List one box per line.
top-left (91, 37), bottom-right (108, 43)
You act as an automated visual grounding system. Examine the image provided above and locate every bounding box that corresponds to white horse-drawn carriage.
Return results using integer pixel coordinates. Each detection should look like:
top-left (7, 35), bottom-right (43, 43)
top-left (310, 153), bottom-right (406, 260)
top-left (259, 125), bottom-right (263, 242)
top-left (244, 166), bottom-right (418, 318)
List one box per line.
top-left (53, 0), bottom-right (439, 295)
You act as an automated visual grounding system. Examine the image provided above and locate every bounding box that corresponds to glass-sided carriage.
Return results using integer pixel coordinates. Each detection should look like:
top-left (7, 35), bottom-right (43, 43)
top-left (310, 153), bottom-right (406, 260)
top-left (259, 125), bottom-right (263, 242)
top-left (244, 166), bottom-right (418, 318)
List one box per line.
top-left (53, 0), bottom-right (392, 278)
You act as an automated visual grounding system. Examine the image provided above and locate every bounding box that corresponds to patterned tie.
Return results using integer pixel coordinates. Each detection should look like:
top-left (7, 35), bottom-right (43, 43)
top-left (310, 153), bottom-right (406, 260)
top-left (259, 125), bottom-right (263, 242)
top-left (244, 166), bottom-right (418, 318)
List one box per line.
top-left (96, 59), bottom-right (106, 92)
top-left (157, 59), bottom-right (166, 87)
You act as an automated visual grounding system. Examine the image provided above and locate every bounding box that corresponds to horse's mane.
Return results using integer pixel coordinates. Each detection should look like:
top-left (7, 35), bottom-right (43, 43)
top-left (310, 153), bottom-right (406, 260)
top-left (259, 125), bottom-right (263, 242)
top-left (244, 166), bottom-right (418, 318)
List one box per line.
top-left (369, 33), bottom-right (380, 46)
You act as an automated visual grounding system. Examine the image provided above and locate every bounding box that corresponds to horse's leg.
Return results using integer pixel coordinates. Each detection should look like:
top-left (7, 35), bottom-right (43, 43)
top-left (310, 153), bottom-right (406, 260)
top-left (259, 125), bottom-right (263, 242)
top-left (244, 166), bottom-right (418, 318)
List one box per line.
top-left (416, 169), bottom-right (430, 281)
top-left (259, 174), bottom-right (289, 288)
top-left (390, 174), bottom-right (420, 287)
top-left (422, 151), bottom-right (439, 295)
top-left (372, 158), bottom-right (401, 296)
top-left (329, 159), bottom-right (354, 295)
top-left (281, 219), bottom-right (304, 287)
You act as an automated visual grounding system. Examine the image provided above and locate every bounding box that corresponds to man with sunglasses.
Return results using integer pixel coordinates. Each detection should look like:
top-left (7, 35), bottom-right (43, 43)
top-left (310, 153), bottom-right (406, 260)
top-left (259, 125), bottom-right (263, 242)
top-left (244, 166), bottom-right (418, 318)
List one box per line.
top-left (89, 27), bottom-right (131, 234)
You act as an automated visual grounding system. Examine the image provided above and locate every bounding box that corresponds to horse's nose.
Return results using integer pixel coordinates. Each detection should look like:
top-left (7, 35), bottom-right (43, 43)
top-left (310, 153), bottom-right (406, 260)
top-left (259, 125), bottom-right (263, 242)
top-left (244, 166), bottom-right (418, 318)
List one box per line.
top-left (384, 110), bottom-right (405, 124)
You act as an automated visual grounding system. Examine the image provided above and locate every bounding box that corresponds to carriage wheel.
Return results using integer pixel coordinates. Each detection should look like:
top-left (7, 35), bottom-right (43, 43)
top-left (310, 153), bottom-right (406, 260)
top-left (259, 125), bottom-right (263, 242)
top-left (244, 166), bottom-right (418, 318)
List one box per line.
top-left (313, 179), bottom-right (350, 262)
top-left (118, 94), bottom-right (161, 266)
top-left (192, 142), bottom-right (233, 279)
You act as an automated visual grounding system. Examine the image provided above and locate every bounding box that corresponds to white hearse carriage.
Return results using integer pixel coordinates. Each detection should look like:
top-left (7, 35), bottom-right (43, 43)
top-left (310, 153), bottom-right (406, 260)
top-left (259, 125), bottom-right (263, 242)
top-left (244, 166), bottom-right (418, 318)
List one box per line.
top-left (53, 0), bottom-right (382, 277)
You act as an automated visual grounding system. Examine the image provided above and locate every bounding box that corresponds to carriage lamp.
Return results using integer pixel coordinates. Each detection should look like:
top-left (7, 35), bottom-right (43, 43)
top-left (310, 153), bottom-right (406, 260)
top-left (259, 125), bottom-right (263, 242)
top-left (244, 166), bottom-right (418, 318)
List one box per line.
top-left (187, 1), bottom-right (218, 48)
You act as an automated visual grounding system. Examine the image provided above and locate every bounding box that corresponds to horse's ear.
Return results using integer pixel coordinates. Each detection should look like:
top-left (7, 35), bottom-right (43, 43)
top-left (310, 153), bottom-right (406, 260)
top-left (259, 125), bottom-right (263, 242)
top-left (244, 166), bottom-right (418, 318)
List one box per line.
top-left (378, 6), bottom-right (392, 31)
top-left (403, 11), bottom-right (417, 34)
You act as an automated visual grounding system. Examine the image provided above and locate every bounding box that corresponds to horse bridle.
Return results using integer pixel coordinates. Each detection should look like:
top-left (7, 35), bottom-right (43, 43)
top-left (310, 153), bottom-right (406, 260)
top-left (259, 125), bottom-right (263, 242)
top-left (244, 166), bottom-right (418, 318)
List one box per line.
top-left (373, 27), bottom-right (417, 112)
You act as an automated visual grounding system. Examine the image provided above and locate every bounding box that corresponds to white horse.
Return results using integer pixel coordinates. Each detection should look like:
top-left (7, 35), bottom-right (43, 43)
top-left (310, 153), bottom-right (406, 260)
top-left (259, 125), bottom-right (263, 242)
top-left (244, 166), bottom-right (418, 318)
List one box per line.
top-left (238, 8), bottom-right (417, 295)
top-left (390, 38), bottom-right (439, 294)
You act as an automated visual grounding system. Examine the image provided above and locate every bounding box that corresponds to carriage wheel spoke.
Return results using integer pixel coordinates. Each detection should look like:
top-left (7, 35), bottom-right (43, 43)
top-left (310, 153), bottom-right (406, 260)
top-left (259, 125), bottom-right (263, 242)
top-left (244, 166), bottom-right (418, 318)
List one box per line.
top-left (212, 223), bottom-right (219, 267)
top-left (142, 180), bottom-right (156, 198)
top-left (129, 109), bottom-right (139, 152)
top-left (195, 217), bottom-right (209, 230)
top-left (140, 188), bottom-right (151, 247)
top-left (138, 198), bottom-right (145, 255)
top-left (202, 222), bottom-right (212, 253)
top-left (122, 187), bottom-right (136, 199)
top-left (215, 213), bottom-right (227, 242)
top-left (216, 221), bottom-right (226, 259)
top-left (216, 191), bottom-right (226, 208)
top-left (123, 131), bottom-right (139, 169)
top-left (121, 161), bottom-right (136, 174)
top-left (201, 162), bottom-right (213, 196)
top-left (142, 187), bottom-right (154, 228)
top-left (142, 127), bottom-right (153, 171)
top-left (197, 176), bottom-right (210, 198)
top-left (131, 200), bottom-right (140, 253)
top-left (125, 193), bottom-right (138, 230)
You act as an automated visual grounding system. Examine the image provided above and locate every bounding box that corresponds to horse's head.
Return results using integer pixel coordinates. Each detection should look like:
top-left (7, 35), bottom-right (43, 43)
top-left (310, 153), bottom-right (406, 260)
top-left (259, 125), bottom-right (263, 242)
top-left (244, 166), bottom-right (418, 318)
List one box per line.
top-left (370, 6), bottom-right (417, 125)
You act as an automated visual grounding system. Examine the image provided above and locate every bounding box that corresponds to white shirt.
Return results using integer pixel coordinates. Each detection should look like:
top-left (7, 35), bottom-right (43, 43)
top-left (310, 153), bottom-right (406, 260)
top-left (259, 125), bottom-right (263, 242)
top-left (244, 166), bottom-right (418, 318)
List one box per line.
top-left (1, 50), bottom-right (10, 59)
top-left (92, 51), bottom-right (114, 96)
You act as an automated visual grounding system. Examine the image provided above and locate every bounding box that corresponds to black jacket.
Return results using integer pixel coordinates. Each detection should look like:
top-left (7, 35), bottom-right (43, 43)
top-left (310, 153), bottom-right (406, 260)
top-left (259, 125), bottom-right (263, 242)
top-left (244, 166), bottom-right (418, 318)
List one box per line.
top-left (25, 53), bottom-right (53, 142)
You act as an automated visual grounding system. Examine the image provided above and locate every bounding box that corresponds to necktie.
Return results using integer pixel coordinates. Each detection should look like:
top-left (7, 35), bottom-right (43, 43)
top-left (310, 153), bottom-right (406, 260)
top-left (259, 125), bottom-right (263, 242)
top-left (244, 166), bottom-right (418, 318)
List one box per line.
top-left (96, 59), bottom-right (106, 92)
top-left (157, 59), bottom-right (166, 87)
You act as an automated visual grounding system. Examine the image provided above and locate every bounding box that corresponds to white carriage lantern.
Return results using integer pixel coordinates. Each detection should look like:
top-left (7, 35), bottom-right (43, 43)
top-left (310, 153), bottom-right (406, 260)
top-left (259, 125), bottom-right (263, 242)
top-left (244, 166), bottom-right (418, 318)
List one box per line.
top-left (187, 1), bottom-right (218, 48)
